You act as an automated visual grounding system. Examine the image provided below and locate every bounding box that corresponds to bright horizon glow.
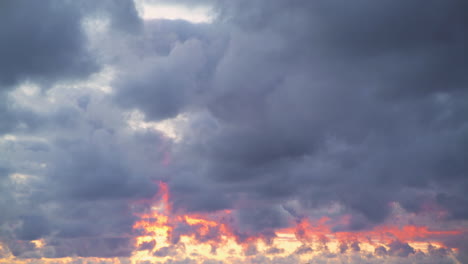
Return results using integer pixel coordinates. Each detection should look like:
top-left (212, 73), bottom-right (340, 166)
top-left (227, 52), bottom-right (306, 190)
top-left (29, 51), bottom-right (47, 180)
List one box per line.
top-left (135, 0), bottom-right (214, 23)
top-left (126, 182), bottom-right (463, 264)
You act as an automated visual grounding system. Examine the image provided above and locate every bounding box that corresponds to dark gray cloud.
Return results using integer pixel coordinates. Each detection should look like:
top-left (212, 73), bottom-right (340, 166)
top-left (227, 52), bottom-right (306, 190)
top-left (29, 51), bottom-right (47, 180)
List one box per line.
top-left (0, 86), bottom-right (166, 259)
top-left (0, 0), bottom-right (141, 135)
top-left (0, 0), bottom-right (142, 89)
top-left (0, 0), bottom-right (97, 88)
top-left (137, 240), bottom-right (156, 251)
top-left (1, 0), bottom-right (468, 262)
top-left (265, 247), bottom-right (284, 255)
top-left (388, 240), bottom-right (415, 257)
top-left (294, 245), bottom-right (313, 255)
top-left (117, 0), bottom-right (468, 230)
top-left (153, 244), bottom-right (185, 258)
top-left (0, 2), bottom-right (145, 252)
top-left (2, 33), bottom-right (174, 245)
top-left (234, 206), bottom-right (290, 239)
top-left (374, 246), bottom-right (387, 257)
top-left (49, 237), bottom-right (135, 258)
top-left (15, 215), bottom-right (51, 241)
top-left (113, 20), bottom-right (226, 121)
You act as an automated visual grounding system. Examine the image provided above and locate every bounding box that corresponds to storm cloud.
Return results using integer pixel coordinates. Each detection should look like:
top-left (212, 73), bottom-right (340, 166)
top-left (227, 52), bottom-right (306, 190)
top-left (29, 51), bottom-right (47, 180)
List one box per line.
top-left (121, 0), bottom-right (468, 229)
top-left (1, 0), bottom-right (467, 263)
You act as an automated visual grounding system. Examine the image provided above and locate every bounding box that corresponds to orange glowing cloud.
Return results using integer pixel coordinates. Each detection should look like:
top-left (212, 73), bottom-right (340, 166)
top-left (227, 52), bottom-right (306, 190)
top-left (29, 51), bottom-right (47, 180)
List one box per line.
top-left (129, 181), bottom-right (465, 263)
top-left (1, 180), bottom-right (465, 264)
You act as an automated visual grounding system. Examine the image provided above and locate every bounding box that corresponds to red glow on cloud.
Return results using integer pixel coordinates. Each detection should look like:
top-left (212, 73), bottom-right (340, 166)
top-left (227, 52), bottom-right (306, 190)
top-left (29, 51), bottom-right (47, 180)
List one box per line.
top-left (131, 181), bottom-right (464, 261)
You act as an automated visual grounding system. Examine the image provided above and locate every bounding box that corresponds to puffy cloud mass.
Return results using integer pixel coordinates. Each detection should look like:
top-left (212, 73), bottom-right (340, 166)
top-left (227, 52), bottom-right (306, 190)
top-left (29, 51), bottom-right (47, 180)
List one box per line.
top-left (0, 0), bottom-right (467, 263)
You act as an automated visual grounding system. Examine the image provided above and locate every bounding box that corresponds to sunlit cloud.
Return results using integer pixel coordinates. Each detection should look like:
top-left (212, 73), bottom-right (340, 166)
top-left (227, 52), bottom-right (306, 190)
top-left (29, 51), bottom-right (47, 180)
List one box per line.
top-left (1, 0), bottom-right (468, 263)
top-left (134, 0), bottom-right (214, 23)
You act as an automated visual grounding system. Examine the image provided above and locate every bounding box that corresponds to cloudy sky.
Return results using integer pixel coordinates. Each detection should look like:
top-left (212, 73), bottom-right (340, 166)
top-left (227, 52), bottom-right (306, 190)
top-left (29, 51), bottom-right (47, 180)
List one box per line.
top-left (1, 0), bottom-right (467, 263)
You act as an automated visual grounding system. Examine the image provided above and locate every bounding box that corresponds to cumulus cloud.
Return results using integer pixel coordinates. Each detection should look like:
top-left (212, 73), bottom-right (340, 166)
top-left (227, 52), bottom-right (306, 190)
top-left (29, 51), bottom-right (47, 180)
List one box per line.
top-left (0, 0), bottom-right (165, 254)
top-left (1, 0), bottom-right (467, 263)
top-left (142, 0), bottom-right (468, 229)
top-left (0, 1), bottom-right (98, 88)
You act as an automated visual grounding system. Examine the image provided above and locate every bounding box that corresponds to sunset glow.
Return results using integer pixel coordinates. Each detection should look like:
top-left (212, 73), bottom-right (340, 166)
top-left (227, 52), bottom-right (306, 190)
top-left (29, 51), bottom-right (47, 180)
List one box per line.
top-left (1, 0), bottom-right (467, 263)
top-left (125, 182), bottom-right (465, 263)
top-left (0, 180), bottom-right (466, 263)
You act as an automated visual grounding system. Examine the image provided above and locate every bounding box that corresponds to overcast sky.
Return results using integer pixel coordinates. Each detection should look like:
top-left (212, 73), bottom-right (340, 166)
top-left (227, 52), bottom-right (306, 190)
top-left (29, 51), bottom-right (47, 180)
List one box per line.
top-left (0, 0), bottom-right (467, 263)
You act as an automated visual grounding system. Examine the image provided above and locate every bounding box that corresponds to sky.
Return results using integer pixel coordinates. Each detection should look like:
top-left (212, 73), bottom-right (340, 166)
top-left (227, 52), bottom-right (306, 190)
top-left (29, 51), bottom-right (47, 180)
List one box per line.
top-left (0, 0), bottom-right (467, 263)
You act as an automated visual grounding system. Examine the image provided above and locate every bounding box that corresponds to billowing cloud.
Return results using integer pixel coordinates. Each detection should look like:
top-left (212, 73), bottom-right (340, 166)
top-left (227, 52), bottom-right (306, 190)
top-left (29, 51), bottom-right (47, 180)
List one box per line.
top-left (1, 0), bottom-right (467, 263)
top-left (118, 0), bottom-right (468, 234)
top-left (0, 1), bottom-right (96, 88)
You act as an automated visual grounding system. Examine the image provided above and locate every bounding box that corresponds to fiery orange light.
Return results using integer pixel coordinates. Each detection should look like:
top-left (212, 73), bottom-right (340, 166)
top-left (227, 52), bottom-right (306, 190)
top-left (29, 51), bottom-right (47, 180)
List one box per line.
top-left (130, 181), bottom-right (465, 263)
top-left (1, 181), bottom-right (465, 264)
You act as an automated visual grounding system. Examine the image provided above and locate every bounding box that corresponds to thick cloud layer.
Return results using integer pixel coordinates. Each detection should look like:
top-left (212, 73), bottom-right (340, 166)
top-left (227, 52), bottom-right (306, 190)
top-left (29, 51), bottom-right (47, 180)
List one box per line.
top-left (115, 0), bottom-right (468, 229)
top-left (0, 1), bottom-right (97, 88)
top-left (1, 0), bottom-right (467, 263)
top-left (0, 0), bottom-right (164, 259)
